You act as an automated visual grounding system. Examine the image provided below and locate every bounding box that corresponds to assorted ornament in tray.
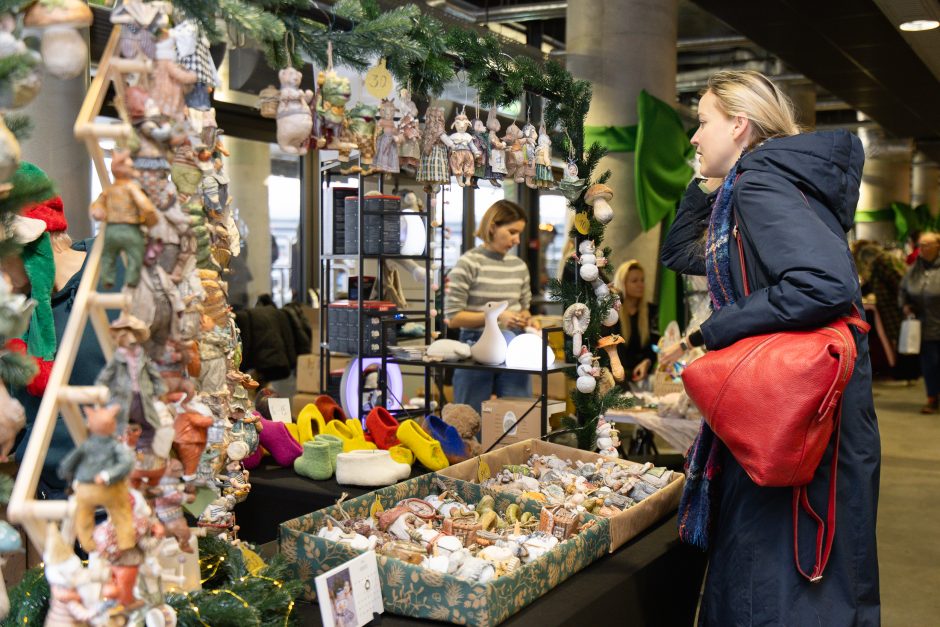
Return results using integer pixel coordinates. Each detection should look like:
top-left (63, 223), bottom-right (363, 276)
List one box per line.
top-left (480, 453), bottom-right (676, 518)
top-left (315, 490), bottom-right (596, 584)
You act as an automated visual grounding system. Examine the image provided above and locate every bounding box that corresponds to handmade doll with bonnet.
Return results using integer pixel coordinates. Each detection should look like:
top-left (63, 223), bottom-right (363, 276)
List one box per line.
top-left (416, 105), bottom-right (449, 190)
top-left (534, 123), bottom-right (555, 189)
top-left (502, 122), bottom-right (525, 184)
top-left (441, 110), bottom-right (481, 187)
top-left (397, 90), bottom-right (422, 172)
top-left (373, 98), bottom-right (402, 173)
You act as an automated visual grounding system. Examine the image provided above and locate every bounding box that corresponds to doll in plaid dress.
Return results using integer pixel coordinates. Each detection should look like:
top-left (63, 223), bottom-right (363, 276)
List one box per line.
top-left (417, 106), bottom-right (449, 190)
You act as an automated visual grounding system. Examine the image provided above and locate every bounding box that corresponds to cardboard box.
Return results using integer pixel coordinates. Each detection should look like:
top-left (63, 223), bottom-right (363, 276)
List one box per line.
top-left (438, 439), bottom-right (685, 552)
top-left (295, 354), bottom-right (318, 393)
top-left (279, 474), bottom-right (609, 626)
top-left (291, 393), bottom-right (319, 418)
top-left (480, 398), bottom-right (566, 451)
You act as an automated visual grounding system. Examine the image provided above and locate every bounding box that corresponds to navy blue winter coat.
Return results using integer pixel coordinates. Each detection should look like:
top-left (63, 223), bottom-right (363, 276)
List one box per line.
top-left (662, 130), bottom-right (880, 626)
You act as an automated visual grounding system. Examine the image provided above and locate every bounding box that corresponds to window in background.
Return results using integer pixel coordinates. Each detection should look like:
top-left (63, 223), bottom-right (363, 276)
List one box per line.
top-left (539, 191), bottom-right (568, 282)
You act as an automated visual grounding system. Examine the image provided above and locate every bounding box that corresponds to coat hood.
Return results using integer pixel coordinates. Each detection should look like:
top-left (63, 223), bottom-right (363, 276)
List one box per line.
top-left (739, 130), bottom-right (864, 231)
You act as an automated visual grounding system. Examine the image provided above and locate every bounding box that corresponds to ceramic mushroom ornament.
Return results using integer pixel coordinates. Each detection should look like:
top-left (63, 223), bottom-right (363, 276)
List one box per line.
top-left (23, 0), bottom-right (93, 80)
top-left (585, 184), bottom-right (614, 225)
top-left (562, 302), bottom-right (590, 358)
top-left (597, 335), bottom-right (626, 382)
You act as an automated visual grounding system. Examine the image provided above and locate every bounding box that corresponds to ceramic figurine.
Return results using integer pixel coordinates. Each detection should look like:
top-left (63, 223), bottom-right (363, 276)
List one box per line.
top-left (170, 19), bottom-right (219, 111)
top-left (170, 139), bottom-right (202, 199)
top-left (172, 399), bottom-right (214, 478)
top-left (89, 150), bottom-right (158, 288)
top-left (197, 315), bottom-right (229, 394)
top-left (595, 418), bottom-right (621, 458)
top-left (534, 123), bottom-right (554, 189)
top-left (153, 458), bottom-right (195, 552)
top-left (197, 494), bottom-right (237, 537)
top-left (470, 300), bottom-right (509, 366)
top-left (373, 98), bottom-right (401, 173)
top-left (130, 252), bottom-right (183, 356)
top-left (344, 102), bottom-right (378, 174)
top-left (562, 302), bottom-right (591, 358)
top-left (485, 106), bottom-right (507, 183)
top-left (502, 122), bottom-right (525, 184)
top-left (217, 459), bottom-right (250, 503)
top-left (56, 405), bottom-right (136, 553)
top-left (23, 0), bottom-right (93, 80)
top-left (95, 315), bottom-right (166, 444)
top-left (111, 0), bottom-right (169, 60)
top-left (577, 239), bottom-right (609, 297)
top-left (522, 122), bottom-right (538, 188)
top-left (151, 34), bottom-right (197, 121)
top-left (0, 385), bottom-right (24, 461)
top-left (275, 67), bottom-right (314, 156)
top-left (397, 90), bottom-right (421, 172)
top-left (442, 110), bottom-right (481, 187)
top-left (585, 183), bottom-right (614, 224)
top-left (42, 524), bottom-right (97, 626)
top-left (576, 347), bottom-right (599, 393)
top-left (126, 87), bottom-right (179, 210)
top-left (316, 69), bottom-right (353, 153)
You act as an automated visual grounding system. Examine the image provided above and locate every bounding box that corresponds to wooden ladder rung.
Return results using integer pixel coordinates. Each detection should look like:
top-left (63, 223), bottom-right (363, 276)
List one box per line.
top-left (89, 291), bottom-right (128, 309)
top-left (110, 57), bottom-right (153, 74)
top-left (75, 122), bottom-right (133, 140)
top-left (57, 385), bottom-right (110, 405)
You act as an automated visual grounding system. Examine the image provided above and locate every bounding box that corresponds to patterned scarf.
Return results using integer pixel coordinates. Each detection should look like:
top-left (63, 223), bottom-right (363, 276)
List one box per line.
top-left (677, 163), bottom-right (740, 551)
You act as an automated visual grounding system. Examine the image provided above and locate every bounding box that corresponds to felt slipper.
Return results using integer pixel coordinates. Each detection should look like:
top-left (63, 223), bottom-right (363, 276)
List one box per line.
top-left (297, 403), bottom-right (328, 442)
top-left (335, 449), bottom-right (411, 487)
top-left (396, 419), bottom-right (449, 471)
top-left (241, 447), bottom-right (264, 470)
top-left (424, 414), bottom-right (469, 463)
top-left (315, 394), bottom-right (347, 422)
top-left (323, 419), bottom-right (378, 452)
top-left (388, 445), bottom-right (415, 465)
top-left (258, 418), bottom-right (303, 467)
top-left (365, 406), bottom-right (401, 449)
top-left (314, 434), bottom-right (344, 472)
top-left (294, 440), bottom-right (333, 480)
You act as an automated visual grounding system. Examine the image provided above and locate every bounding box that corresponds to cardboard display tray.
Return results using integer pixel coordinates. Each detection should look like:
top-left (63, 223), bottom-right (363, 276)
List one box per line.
top-left (279, 474), bottom-right (609, 626)
top-left (437, 439), bottom-right (684, 552)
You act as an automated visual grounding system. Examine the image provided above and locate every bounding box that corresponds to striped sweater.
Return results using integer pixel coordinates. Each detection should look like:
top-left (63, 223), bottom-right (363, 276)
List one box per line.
top-left (444, 246), bottom-right (531, 319)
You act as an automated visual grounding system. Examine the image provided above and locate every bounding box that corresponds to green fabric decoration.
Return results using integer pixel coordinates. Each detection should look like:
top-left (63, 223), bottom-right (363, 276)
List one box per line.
top-left (584, 125), bottom-right (637, 153)
top-left (634, 90), bottom-right (696, 232)
top-left (854, 209), bottom-right (895, 223)
top-left (0, 161), bottom-right (57, 216)
top-left (21, 232), bottom-right (56, 360)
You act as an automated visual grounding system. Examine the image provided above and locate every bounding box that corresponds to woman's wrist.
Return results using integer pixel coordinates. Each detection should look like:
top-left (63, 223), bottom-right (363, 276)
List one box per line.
top-left (685, 330), bottom-right (704, 349)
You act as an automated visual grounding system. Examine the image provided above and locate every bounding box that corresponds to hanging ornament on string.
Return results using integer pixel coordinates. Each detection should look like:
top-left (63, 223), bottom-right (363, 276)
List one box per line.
top-left (316, 41), bottom-right (356, 160)
top-left (534, 102), bottom-right (555, 189)
top-left (274, 34), bottom-right (313, 156)
top-left (23, 0), bottom-right (93, 79)
top-left (559, 127), bottom-right (588, 203)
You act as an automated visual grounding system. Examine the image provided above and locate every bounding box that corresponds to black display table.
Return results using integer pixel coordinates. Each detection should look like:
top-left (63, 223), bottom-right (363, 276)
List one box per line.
top-left (238, 462), bottom-right (706, 626)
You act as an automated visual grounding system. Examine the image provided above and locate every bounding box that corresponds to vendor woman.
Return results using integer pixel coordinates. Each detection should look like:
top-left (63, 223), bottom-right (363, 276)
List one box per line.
top-left (444, 200), bottom-right (534, 411)
top-left (613, 259), bottom-right (659, 387)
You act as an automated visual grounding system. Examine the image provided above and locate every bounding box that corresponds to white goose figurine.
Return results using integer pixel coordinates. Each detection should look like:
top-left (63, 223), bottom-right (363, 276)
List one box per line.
top-left (471, 300), bottom-right (509, 365)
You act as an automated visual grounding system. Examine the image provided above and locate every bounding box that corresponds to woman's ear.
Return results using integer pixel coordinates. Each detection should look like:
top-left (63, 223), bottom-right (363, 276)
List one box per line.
top-left (731, 115), bottom-right (751, 144)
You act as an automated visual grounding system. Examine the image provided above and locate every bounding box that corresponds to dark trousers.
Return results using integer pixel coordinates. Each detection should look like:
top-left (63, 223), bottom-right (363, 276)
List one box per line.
top-left (920, 339), bottom-right (940, 397)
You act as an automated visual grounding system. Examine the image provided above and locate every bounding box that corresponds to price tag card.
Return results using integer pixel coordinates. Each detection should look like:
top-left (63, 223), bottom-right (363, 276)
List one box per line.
top-left (315, 551), bottom-right (384, 627)
top-left (365, 58), bottom-right (393, 100)
top-left (268, 397), bottom-right (293, 423)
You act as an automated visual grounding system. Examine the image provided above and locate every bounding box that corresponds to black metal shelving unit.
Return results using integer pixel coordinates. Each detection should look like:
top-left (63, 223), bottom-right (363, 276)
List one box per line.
top-left (317, 152), bottom-right (443, 420)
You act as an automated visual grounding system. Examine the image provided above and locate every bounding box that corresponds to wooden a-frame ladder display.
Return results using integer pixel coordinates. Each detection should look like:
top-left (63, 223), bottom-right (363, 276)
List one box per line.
top-left (7, 26), bottom-right (153, 551)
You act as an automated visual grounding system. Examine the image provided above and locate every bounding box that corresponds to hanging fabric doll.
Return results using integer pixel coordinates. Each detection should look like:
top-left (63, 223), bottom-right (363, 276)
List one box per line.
top-left (373, 98), bottom-right (402, 174)
top-left (111, 0), bottom-right (168, 60)
top-left (170, 19), bottom-right (219, 113)
top-left (470, 115), bottom-right (488, 187)
top-left (344, 102), bottom-right (378, 174)
top-left (316, 69), bottom-right (355, 155)
top-left (534, 122), bottom-right (555, 189)
top-left (416, 106), bottom-right (450, 191)
top-left (522, 121), bottom-right (538, 189)
top-left (151, 32), bottom-right (196, 122)
top-left (441, 110), bottom-right (480, 188)
top-left (486, 106), bottom-right (507, 185)
top-left (397, 89), bottom-right (422, 173)
top-left (502, 121), bottom-right (525, 184)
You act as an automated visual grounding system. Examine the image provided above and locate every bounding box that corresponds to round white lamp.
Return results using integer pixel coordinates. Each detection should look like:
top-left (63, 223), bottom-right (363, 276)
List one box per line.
top-left (400, 212), bottom-right (427, 256)
top-left (505, 333), bottom-right (555, 369)
top-left (340, 358), bottom-right (403, 420)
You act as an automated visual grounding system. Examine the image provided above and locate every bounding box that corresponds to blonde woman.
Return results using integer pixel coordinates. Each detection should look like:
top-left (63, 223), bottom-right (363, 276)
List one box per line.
top-left (444, 200), bottom-right (533, 411)
top-left (659, 71), bottom-right (878, 625)
top-left (612, 260), bottom-right (658, 385)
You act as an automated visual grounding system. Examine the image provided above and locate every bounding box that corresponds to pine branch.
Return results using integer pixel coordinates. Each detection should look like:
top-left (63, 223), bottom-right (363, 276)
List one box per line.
top-left (0, 351), bottom-right (38, 387)
top-left (4, 112), bottom-right (33, 140)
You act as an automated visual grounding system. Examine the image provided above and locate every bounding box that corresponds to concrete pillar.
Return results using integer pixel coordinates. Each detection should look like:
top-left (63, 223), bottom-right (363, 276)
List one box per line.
top-left (783, 81), bottom-right (816, 131)
top-left (856, 126), bottom-right (912, 242)
top-left (912, 152), bottom-right (940, 216)
top-left (226, 136), bottom-right (272, 306)
top-left (566, 0), bottom-right (678, 302)
top-left (19, 73), bottom-right (92, 239)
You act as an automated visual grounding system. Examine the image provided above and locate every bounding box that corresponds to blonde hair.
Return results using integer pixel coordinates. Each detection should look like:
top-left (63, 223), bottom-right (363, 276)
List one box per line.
top-left (475, 200), bottom-right (527, 244)
top-left (705, 70), bottom-right (801, 147)
top-left (613, 260), bottom-right (649, 348)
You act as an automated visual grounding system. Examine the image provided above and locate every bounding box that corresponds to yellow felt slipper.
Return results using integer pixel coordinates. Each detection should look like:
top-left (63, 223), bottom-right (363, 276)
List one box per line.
top-left (323, 419), bottom-right (377, 452)
top-left (297, 404), bottom-right (328, 443)
top-left (285, 422), bottom-right (301, 443)
top-left (396, 419), bottom-right (449, 471)
top-left (388, 445), bottom-right (415, 466)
